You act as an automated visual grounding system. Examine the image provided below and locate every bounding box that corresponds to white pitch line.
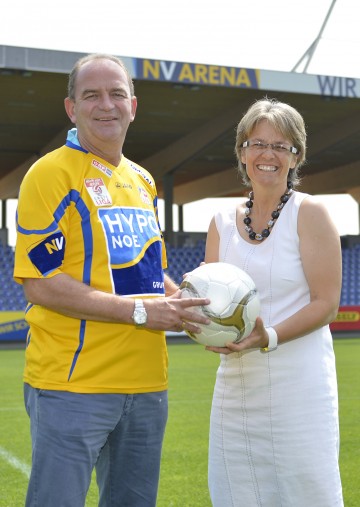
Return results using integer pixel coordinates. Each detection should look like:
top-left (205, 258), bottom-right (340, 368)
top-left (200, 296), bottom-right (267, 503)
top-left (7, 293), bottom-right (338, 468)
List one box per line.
top-left (0, 446), bottom-right (30, 478)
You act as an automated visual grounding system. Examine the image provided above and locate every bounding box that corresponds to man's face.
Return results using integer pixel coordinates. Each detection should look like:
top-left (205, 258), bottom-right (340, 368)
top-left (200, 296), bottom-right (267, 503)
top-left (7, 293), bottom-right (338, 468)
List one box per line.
top-left (64, 58), bottom-right (137, 154)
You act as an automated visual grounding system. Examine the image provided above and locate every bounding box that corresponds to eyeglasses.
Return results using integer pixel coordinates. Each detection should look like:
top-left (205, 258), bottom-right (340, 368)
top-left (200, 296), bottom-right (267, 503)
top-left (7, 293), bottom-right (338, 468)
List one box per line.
top-left (242, 140), bottom-right (299, 155)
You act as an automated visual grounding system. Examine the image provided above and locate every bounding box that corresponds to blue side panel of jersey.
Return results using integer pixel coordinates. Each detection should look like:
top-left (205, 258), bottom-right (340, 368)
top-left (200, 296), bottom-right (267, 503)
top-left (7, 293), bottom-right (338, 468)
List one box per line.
top-left (18, 189), bottom-right (93, 380)
top-left (73, 194), bottom-right (94, 285)
top-left (112, 241), bottom-right (164, 295)
top-left (51, 190), bottom-right (93, 378)
top-left (68, 319), bottom-right (87, 381)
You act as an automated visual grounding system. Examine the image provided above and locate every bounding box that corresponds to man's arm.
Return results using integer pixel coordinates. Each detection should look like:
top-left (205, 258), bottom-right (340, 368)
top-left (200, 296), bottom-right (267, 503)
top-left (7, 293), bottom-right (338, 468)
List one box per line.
top-left (23, 273), bottom-right (210, 332)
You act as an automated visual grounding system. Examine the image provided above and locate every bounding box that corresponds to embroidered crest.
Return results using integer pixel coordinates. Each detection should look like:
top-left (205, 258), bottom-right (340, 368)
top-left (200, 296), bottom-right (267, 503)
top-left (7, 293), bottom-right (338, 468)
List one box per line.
top-left (85, 178), bottom-right (112, 206)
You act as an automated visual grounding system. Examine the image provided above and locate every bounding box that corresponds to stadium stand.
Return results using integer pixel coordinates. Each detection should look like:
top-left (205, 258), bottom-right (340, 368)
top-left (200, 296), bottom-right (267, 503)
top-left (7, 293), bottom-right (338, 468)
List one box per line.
top-left (0, 242), bottom-right (27, 311)
top-left (340, 243), bottom-right (360, 306)
top-left (165, 240), bottom-right (206, 285)
top-left (0, 239), bottom-right (359, 311)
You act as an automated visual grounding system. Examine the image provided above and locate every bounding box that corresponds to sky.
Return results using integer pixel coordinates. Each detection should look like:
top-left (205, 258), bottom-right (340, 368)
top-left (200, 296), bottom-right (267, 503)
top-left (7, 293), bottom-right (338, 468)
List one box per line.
top-left (2, 0), bottom-right (360, 79)
top-left (2, 0), bottom-right (360, 245)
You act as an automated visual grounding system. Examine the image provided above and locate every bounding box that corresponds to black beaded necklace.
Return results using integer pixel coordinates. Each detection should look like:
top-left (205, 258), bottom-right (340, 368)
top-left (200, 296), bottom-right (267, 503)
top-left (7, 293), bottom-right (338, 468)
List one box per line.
top-left (244, 181), bottom-right (293, 241)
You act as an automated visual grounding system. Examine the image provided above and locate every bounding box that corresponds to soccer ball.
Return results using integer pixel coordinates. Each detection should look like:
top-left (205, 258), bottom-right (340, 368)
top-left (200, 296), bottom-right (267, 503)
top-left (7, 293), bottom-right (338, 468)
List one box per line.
top-left (179, 262), bottom-right (260, 347)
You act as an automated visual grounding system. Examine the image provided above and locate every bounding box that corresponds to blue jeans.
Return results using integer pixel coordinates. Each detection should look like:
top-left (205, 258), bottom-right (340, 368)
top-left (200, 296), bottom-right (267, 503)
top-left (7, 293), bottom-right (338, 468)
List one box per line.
top-left (24, 384), bottom-right (168, 507)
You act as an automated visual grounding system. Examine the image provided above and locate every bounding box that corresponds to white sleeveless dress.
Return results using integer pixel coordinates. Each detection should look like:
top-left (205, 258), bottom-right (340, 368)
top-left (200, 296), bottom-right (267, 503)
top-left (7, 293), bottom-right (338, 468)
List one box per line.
top-left (208, 191), bottom-right (343, 507)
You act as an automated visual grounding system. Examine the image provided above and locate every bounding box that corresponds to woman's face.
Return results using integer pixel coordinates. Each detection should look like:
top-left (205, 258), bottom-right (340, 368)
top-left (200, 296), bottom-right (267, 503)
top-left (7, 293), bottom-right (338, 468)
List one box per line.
top-left (241, 120), bottom-right (298, 188)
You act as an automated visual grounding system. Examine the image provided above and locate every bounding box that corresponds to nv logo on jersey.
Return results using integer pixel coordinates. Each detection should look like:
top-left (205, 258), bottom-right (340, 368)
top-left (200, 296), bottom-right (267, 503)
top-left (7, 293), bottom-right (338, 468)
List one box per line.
top-left (45, 236), bottom-right (65, 254)
top-left (28, 231), bottom-right (66, 276)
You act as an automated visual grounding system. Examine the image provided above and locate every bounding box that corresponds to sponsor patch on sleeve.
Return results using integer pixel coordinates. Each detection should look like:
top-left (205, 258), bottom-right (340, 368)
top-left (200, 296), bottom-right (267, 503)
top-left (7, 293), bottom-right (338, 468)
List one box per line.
top-left (27, 231), bottom-right (66, 276)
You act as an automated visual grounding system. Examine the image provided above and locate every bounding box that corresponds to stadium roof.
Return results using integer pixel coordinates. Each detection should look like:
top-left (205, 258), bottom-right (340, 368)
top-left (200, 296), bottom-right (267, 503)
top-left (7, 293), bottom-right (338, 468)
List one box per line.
top-left (1, 45), bottom-right (360, 207)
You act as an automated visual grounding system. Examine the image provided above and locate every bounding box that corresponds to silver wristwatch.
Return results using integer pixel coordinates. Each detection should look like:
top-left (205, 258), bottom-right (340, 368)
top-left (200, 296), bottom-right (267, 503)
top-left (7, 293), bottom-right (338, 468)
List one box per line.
top-left (132, 299), bottom-right (147, 326)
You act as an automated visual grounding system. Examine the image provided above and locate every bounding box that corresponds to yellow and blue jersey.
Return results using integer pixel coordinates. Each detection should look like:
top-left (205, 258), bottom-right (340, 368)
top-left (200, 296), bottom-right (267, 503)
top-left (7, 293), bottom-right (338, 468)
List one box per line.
top-left (14, 129), bottom-right (168, 393)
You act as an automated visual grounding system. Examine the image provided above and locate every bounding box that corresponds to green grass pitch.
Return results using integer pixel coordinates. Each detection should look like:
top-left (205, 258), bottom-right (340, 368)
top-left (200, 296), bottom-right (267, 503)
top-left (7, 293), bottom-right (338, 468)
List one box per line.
top-left (0, 338), bottom-right (359, 506)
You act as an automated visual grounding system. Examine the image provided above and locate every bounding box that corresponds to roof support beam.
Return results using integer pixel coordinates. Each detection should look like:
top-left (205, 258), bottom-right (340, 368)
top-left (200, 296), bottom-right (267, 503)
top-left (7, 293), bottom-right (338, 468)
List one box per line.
top-left (172, 168), bottom-right (246, 205)
top-left (298, 161), bottom-right (360, 195)
top-left (169, 110), bottom-right (360, 204)
top-left (171, 159), bottom-right (360, 205)
top-left (140, 104), bottom-right (246, 180)
top-left (306, 111), bottom-right (360, 160)
top-left (0, 126), bottom-right (70, 199)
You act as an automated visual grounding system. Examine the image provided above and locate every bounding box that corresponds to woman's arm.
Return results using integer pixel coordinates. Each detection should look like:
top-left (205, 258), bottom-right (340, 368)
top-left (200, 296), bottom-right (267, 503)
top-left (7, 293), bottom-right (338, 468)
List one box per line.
top-left (274, 196), bottom-right (342, 340)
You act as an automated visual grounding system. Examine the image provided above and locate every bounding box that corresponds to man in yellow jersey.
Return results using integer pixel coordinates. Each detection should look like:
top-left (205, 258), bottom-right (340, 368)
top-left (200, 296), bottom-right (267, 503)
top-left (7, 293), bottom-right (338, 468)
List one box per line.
top-left (14, 53), bottom-right (210, 507)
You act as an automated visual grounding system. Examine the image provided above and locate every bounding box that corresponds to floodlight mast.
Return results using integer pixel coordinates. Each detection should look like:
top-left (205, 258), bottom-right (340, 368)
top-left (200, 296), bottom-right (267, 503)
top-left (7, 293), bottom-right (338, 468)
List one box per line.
top-left (292, 0), bottom-right (337, 73)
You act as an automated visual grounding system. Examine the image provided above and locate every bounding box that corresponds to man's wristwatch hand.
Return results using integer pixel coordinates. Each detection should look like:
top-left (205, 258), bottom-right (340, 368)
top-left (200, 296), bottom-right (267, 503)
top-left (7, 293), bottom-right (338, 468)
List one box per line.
top-left (132, 299), bottom-right (148, 326)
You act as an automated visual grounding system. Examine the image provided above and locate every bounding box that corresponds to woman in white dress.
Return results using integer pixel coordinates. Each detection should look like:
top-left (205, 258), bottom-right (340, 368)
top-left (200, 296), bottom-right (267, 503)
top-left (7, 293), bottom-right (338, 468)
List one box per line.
top-left (205, 98), bottom-right (344, 506)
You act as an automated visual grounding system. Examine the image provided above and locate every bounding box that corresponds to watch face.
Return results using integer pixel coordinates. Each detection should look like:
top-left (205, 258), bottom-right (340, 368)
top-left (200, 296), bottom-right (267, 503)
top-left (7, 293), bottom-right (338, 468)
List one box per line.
top-left (135, 311), bottom-right (147, 325)
top-left (133, 300), bottom-right (147, 326)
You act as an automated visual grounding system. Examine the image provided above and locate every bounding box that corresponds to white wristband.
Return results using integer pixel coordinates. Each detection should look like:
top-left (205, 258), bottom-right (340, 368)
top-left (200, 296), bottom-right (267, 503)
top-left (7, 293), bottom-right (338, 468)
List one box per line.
top-left (261, 327), bottom-right (278, 353)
